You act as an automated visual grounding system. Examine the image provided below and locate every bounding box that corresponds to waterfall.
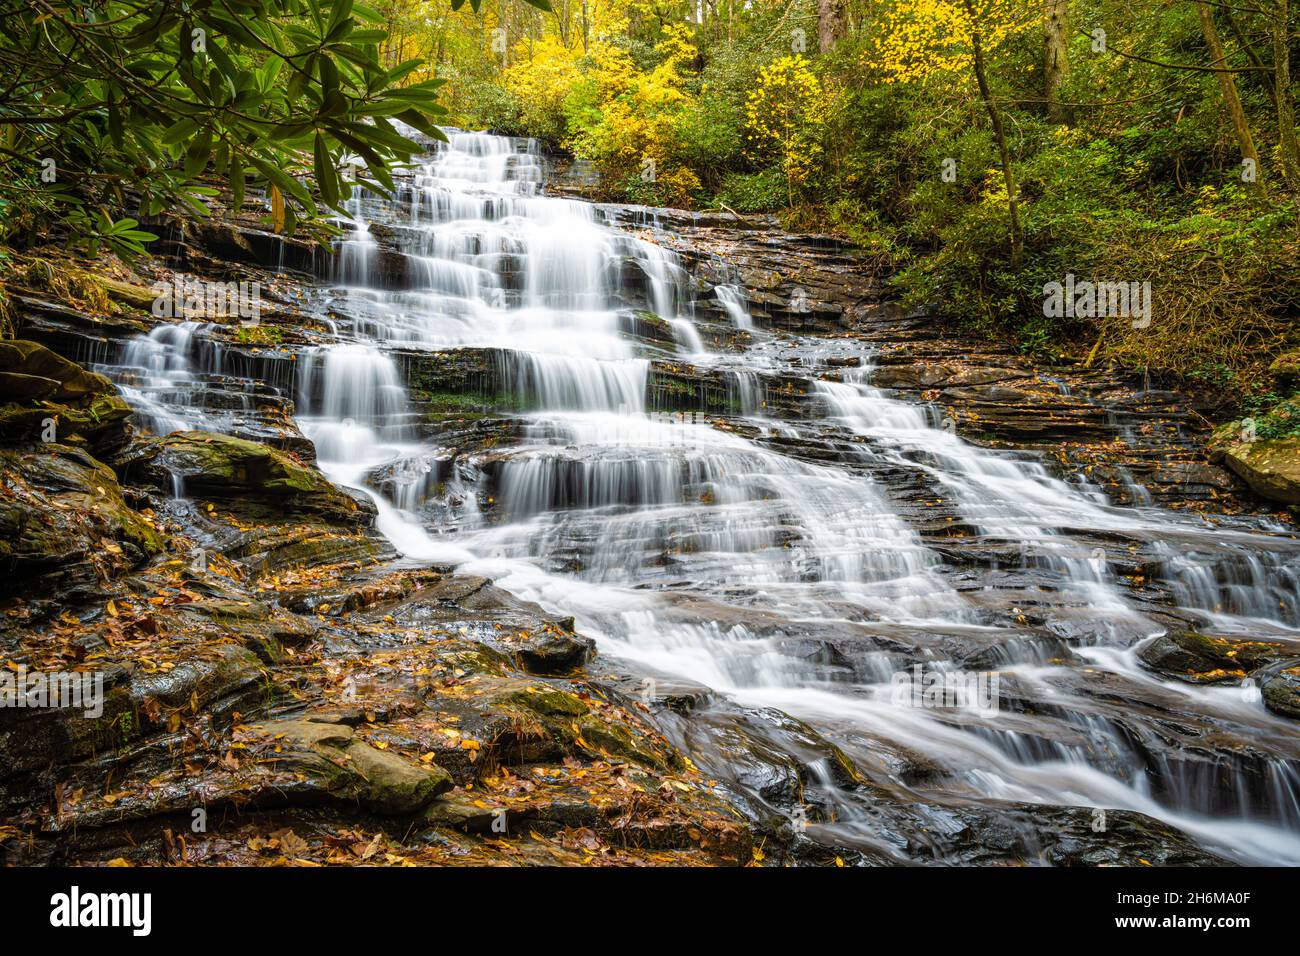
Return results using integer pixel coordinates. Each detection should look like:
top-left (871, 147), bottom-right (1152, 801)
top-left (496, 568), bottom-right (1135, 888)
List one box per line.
top-left (716, 284), bottom-right (752, 331)
top-left (99, 321), bottom-right (234, 435)
top-left (111, 126), bottom-right (1300, 864)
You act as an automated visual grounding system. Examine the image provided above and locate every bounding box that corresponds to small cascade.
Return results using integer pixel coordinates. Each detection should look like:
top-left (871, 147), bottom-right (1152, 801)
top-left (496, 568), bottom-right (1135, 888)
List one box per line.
top-left (716, 283), bottom-right (753, 331)
top-left (1150, 532), bottom-right (1300, 627)
top-left (296, 343), bottom-right (409, 460)
top-left (334, 221), bottom-right (377, 287)
top-left (668, 317), bottom-right (706, 354)
top-left (727, 369), bottom-right (762, 417)
top-left (101, 321), bottom-right (226, 435)
top-left (814, 366), bottom-right (1143, 635)
top-left (95, 125), bottom-right (1292, 865)
top-left (506, 353), bottom-right (649, 412)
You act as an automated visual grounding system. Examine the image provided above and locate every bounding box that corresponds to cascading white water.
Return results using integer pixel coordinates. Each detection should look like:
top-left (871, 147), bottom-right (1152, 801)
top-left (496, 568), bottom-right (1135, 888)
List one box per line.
top-left (815, 361), bottom-right (1300, 629)
top-left (814, 364), bottom-right (1146, 638)
top-left (716, 283), bottom-right (752, 331)
top-left (108, 321), bottom-right (220, 434)
top-left (118, 127), bottom-right (1299, 864)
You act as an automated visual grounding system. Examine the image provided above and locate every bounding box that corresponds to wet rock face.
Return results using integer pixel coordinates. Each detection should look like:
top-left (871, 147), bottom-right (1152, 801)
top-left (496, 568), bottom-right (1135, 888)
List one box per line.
top-left (0, 444), bottom-right (164, 599)
top-left (400, 347), bottom-right (532, 418)
top-left (871, 362), bottom-right (1021, 391)
top-left (0, 644), bottom-right (263, 780)
top-left (1138, 631), bottom-right (1296, 684)
top-left (154, 217), bottom-right (320, 276)
top-left (250, 718), bottom-right (454, 814)
top-left (128, 430), bottom-right (373, 526)
top-left (1260, 664), bottom-right (1300, 720)
top-left (0, 338), bottom-right (116, 402)
top-left (940, 385), bottom-right (1116, 443)
top-left (0, 340), bottom-right (134, 453)
top-left (948, 804), bottom-right (1233, 866)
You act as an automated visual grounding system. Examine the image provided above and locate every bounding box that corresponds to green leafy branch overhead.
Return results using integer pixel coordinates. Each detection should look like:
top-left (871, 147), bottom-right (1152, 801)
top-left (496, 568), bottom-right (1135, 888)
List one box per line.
top-left (0, 0), bottom-right (515, 254)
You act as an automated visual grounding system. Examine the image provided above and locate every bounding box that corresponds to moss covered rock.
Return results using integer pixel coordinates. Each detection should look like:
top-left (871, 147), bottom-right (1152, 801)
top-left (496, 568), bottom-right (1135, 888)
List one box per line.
top-left (144, 430), bottom-right (371, 525)
top-left (1268, 350), bottom-right (1300, 391)
top-left (1260, 664), bottom-right (1300, 720)
top-left (0, 444), bottom-right (164, 596)
top-left (0, 339), bottom-right (115, 401)
top-left (1138, 630), bottom-right (1289, 683)
top-left (0, 340), bottom-right (133, 451)
top-left (0, 644), bottom-right (263, 778)
top-left (1208, 428), bottom-right (1300, 505)
top-left (253, 718), bottom-right (454, 814)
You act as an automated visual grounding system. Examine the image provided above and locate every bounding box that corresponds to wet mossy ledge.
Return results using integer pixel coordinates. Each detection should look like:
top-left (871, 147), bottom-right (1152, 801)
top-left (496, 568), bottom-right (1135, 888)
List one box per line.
top-left (0, 339), bottom-right (134, 453)
top-left (126, 430), bottom-right (370, 526)
top-left (400, 348), bottom-right (536, 420)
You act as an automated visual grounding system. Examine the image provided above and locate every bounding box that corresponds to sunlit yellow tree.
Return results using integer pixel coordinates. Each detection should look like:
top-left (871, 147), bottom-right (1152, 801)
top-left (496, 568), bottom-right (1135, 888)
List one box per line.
top-left (552, 23), bottom-right (704, 204)
top-left (743, 56), bottom-right (834, 207)
top-left (876, 0), bottom-right (1041, 264)
top-left (503, 35), bottom-right (583, 139)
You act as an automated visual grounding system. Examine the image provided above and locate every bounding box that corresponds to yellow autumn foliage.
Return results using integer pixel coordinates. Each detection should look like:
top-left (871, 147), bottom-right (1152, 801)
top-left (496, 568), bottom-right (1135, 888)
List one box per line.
top-left (527, 23), bottom-right (703, 206)
top-left (743, 56), bottom-right (833, 203)
top-left (876, 0), bottom-right (1042, 83)
top-left (502, 35), bottom-right (583, 140)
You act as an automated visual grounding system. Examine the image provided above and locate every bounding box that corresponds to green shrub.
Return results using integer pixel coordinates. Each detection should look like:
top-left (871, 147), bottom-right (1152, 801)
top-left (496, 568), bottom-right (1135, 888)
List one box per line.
top-left (718, 169), bottom-right (787, 213)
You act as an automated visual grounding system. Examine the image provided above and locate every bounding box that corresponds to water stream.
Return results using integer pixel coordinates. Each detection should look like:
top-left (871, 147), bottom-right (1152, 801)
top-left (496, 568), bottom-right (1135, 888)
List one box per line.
top-left (114, 129), bottom-right (1300, 864)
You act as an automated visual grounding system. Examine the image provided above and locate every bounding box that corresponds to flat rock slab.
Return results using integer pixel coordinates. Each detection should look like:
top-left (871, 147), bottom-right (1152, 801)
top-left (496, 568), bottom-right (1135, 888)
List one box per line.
top-left (1138, 631), bottom-right (1299, 685)
top-left (1214, 437), bottom-right (1300, 505)
top-left (253, 717), bottom-right (454, 814)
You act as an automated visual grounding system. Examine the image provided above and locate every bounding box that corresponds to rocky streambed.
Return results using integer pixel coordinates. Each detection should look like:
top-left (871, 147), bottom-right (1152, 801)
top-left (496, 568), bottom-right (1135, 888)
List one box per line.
top-left (2, 133), bottom-right (1299, 867)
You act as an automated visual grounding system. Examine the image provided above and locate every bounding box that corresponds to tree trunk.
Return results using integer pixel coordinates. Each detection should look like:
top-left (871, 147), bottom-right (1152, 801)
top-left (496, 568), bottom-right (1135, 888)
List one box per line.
top-left (968, 19), bottom-right (1024, 265)
top-left (817, 0), bottom-right (845, 53)
top-left (1273, 0), bottom-right (1300, 190)
top-left (501, 0), bottom-right (512, 68)
top-left (1043, 0), bottom-right (1070, 122)
top-left (1225, 8), bottom-right (1276, 105)
top-left (1197, 1), bottom-right (1258, 166)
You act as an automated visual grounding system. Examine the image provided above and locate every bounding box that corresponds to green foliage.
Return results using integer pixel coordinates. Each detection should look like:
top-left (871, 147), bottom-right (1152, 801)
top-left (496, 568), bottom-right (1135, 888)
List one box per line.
top-left (890, 118), bottom-right (1300, 382)
top-left (718, 169), bottom-right (786, 213)
top-left (0, 0), bottom-right (455, 253)
top-left (451, 73), bottom-right (527, 134)
top-left (674, 97), bottom-right (744, 192)
top-left (1244, 395), bottom-right (1300, 440)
